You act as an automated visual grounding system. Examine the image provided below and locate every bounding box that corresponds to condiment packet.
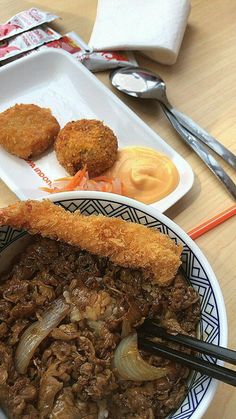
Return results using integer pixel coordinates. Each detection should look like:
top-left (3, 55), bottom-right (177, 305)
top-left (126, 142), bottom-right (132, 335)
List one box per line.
top-left (41, 34), bottom-right (83, 54)
top-left (65, 32), bottom-right (90, 52)
top-left (67, 32), bottom-right (138, 72)
top-left (44, 33), bottom-right (86, 54)
top-left (0, 30), bottom-right (137, 71)
top-left (0, 26), bottom-right (61, 62)
top-left (39, 31), bottom-right (137, 71)
top-left (76, 49), bottom-right (137, 72)
top-left (0, 8), bottom-right (59, 41)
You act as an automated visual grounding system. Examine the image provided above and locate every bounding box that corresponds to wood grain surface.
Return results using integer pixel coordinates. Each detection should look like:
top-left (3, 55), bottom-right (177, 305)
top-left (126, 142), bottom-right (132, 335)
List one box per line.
top-left (0, 1), bottom-right (235, 418)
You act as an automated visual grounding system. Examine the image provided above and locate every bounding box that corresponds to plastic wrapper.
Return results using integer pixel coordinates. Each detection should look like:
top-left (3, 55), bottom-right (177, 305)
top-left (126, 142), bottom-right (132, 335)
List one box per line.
top-left (0, 30), bottom-right (137, 72)
top-left (67, 32), bottom-right (138, 72)
top-left (0, 26), bottom-right (61, 62)
top-left (0, 8), bottom-right (58, 41)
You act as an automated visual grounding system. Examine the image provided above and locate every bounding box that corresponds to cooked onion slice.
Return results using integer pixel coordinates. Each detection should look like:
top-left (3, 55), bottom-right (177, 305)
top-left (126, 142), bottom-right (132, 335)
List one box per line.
top-left (113, 333), bottom-right (168, 381)
top-left (15, 298), bottom-right (69, 374)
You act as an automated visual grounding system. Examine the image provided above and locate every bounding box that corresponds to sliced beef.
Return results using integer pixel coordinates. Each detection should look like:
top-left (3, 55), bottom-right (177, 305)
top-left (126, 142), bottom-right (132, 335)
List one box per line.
top-left (38, 371), bottom-right (63, 419)
top-left (0, 343), bottom-right (13, 385)
top-left (50, 388), bottom-right (81, 418)
top-left (0, 236), bottom-right (200, 418)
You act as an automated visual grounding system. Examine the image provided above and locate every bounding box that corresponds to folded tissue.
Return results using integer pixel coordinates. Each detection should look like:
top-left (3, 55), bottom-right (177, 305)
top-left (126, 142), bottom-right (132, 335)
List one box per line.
top-left (89, 0), bottom-right (191, 65)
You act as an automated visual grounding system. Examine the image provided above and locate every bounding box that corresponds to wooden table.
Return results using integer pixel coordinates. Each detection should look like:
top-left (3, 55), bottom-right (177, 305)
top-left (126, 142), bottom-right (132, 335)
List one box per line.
top-left (0, 0), bottom-right (235, 417)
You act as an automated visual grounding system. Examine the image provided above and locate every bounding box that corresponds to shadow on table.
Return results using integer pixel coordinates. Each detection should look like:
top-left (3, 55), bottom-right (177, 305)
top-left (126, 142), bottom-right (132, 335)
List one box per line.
top-left (165, 174), bottom-right (201, 221)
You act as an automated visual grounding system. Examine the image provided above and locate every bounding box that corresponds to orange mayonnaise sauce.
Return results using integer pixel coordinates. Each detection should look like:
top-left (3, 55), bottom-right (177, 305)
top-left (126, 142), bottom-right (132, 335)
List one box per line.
top-left (104, 146), bottom-right (179, 204)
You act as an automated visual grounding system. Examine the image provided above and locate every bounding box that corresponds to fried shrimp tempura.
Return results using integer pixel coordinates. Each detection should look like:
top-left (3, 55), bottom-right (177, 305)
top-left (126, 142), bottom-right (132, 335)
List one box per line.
top-left (0, 200), bottom-right (182, 286)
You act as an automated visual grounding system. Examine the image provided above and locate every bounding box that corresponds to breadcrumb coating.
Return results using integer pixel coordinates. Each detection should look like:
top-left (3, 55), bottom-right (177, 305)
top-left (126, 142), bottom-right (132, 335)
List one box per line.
top-left (0, 200), bottom-right (182, 286)
top-left (55, 119), bottom-right (118, 176)
top-left (0, 104), bottom-right (60, 159)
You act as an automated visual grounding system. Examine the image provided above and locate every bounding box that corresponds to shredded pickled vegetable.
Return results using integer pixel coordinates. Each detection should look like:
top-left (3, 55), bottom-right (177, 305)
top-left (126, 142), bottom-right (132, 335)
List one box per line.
top-left (40, 166), bottom-right (124, 196)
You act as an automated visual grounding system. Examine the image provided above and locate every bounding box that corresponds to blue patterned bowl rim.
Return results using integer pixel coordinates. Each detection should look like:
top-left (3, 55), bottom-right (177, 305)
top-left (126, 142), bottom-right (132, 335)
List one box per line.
top-left (0, 191), bottom-right (227, 419)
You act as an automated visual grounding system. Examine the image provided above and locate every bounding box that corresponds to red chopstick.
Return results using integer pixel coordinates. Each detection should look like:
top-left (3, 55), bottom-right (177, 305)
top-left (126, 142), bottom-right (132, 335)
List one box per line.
top-left (187, 205), bottom-right (236, 240)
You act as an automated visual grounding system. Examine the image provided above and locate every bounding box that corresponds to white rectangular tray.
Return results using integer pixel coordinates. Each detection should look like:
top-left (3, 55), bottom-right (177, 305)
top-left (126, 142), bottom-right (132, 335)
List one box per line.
top-left (0, 49), bottom-right (193, 212)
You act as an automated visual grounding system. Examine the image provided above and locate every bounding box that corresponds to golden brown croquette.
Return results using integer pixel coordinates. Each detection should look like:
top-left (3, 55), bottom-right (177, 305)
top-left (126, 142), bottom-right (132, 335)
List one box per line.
top-left (55, 119), bottom-right (118, 177)
top-left (0, 104), bottom-right (60, 159)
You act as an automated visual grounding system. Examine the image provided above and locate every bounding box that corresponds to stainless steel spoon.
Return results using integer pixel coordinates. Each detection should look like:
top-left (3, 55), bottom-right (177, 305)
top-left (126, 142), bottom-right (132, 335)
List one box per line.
top-left (110, 67), bottom-right (236, 200)
top-left (110, 67), bottom-right (236, 170)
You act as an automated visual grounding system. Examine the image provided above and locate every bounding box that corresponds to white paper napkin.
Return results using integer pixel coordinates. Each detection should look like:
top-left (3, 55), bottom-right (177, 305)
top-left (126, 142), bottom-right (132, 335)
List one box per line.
top-left (89, 0), bottom-right (191, 65)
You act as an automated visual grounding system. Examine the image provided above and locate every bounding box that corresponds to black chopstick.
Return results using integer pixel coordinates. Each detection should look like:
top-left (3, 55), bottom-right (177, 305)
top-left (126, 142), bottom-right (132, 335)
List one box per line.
top-left (138, 337), bottom-right (236, 387)
top-left (138, 319), bottom-right (236, 365)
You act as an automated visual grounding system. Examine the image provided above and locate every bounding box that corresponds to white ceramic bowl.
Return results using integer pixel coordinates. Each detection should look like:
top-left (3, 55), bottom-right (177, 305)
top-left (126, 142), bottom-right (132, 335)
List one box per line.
top-left (0, 191), bottom-right (227, 419)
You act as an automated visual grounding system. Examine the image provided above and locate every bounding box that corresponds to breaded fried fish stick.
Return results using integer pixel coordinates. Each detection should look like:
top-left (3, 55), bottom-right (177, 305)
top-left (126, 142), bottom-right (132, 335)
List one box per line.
top-left (0, 200), bottom-right (182, 286)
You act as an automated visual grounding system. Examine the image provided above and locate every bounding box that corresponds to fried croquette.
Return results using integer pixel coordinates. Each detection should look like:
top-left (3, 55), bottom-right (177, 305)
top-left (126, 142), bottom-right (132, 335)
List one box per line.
top-left (55, 119), bottom-right (118, 177)
top-left (0, 104), bottom-right (60, 159)
top-left (0, 200), bottom-right (182, 286)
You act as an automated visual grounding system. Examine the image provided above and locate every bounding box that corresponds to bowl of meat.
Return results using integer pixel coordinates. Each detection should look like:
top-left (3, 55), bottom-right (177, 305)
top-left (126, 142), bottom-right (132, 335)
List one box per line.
top-left (0, 191), bottom-right (227, 419)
